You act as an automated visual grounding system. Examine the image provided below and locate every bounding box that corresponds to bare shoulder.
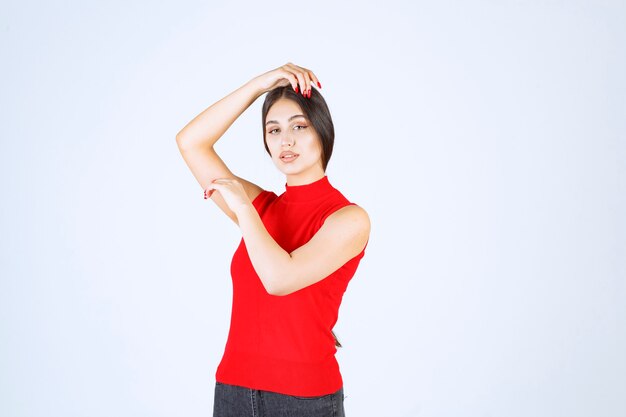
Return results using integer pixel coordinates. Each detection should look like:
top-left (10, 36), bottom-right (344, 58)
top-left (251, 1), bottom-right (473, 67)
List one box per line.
top-left (325, 204), bottom-right (371, 232)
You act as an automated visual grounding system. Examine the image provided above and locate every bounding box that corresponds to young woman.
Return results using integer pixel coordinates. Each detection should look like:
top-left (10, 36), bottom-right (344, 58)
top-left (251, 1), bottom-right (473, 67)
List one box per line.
top-left (176, 62), bottom-right (370, 417)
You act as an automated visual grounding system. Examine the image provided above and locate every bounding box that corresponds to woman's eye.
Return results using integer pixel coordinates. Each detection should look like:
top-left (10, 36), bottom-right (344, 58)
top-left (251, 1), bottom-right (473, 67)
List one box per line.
top-left (268, 125), bottom-right (306, 134)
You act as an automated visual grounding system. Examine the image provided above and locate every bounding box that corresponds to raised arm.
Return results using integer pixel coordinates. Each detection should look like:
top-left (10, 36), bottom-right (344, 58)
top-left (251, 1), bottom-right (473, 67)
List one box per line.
top-left (176, 77), bottom-right (264, 151)
top-left (175, 64), bottom-right (316, 225)
top-left (175, 77), bottom-right (266, 224)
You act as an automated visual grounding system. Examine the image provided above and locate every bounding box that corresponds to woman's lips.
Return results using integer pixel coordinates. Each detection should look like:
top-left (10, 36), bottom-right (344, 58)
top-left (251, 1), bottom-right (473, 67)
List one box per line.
top-left (280, 154), bottom-right (299, 163)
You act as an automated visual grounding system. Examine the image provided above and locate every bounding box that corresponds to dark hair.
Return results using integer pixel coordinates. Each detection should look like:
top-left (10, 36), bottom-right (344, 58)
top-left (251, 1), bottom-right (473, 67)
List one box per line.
top-left (261, 86), bottom-right (335, 172)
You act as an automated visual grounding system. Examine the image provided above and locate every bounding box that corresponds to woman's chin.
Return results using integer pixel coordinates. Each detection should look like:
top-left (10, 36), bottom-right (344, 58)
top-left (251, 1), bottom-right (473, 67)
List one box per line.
top-left (274, 161), bottom-right (302, 175)
top-left (277, 168), bottom-right (300, 176)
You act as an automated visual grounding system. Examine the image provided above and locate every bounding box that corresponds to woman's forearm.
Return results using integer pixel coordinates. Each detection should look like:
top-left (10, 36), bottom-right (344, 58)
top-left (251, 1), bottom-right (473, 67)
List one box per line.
top-left (235, 204), bottom-right (291, 296)
top-left (176, 77), bottom-right (265, 151)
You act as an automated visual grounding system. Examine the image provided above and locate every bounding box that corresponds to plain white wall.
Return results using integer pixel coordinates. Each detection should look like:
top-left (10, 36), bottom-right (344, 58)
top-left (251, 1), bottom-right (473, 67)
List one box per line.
top-left (1, 1), bottom-right (624, 416)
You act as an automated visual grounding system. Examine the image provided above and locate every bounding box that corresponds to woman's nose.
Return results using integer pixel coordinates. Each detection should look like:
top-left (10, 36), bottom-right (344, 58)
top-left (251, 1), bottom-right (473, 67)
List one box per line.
top-left (281, 135), bottom-right (294, 147)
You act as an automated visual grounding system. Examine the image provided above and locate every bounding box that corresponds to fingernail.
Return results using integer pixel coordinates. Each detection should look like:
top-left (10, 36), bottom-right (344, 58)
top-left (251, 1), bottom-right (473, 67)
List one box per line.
top-left (295, 85), bottom-right (298, 93)
top-left (308, 90), bottom-right (311, 98)
top-left (317, 81), bottom-right (321, 88)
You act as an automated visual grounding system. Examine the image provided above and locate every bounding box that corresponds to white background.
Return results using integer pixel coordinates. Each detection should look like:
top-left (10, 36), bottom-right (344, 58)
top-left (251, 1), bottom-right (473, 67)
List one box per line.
top-left (1, 1), bottom-right (625, 416)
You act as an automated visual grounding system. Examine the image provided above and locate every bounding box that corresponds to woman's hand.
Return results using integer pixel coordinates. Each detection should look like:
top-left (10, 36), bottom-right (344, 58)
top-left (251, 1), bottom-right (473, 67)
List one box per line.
top-left (252, 62), bottom-right (322, 98)
top-left (204, 178), bottom-right (253, 217)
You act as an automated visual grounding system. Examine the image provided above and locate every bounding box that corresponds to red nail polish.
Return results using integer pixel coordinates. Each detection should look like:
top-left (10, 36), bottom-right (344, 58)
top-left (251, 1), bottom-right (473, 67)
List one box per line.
top-left (308, 90), bottom-right (311, 98)
top-left (317, 81), bottom-right (321, 88)
top-left (295, 86), bottom-right (298, 93)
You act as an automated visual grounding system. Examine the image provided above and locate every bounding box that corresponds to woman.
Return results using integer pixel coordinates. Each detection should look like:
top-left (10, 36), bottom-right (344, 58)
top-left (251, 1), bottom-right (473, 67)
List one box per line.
top-left (176, 62), bottom-right (370, 417)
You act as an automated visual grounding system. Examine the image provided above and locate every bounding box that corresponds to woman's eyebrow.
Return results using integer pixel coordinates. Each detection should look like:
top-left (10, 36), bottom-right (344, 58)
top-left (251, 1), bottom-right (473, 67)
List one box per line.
top-left (265, 114), bottom-right (306, 126)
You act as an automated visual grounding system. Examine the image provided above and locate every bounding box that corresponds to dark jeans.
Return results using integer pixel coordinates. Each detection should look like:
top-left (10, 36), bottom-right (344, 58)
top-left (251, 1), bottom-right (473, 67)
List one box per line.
top-left (212, 381), bottom-right (346, 417)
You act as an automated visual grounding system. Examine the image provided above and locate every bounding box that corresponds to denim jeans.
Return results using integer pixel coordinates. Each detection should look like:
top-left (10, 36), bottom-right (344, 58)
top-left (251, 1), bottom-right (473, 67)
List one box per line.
top-left (212, 381), bottom-right (346, 417)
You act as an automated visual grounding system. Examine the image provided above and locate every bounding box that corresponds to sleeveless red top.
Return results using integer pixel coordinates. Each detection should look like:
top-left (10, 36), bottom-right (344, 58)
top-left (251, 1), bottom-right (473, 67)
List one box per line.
top-left (215, 175), bottom-right (368, 396)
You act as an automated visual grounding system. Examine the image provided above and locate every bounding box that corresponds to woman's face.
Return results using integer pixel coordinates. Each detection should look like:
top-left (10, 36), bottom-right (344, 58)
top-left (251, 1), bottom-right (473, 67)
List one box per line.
top-left (264, 98), bottom-right (324, 181)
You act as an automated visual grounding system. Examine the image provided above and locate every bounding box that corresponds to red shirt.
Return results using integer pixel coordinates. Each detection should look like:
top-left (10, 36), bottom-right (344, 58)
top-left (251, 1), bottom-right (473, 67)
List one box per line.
top-left (215, 175), bottom-right (368, 396)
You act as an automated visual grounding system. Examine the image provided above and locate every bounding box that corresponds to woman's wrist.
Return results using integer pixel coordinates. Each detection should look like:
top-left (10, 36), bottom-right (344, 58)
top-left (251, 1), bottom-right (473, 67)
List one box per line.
top-left (233, 201), bottom-right (256, 219)
top-left (246, 76), bottom-right (268, 97)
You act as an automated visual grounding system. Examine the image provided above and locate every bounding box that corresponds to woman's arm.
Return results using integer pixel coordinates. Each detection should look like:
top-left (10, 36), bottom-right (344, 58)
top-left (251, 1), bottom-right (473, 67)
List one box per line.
top-left (176, 64), bottom-right (317, 224)
top-left (206, 177), bottom-right (370, 296)
top-left (175, 77), bottom-right (265, 224)
top-left (236, 203), bottom-right (370, 296)
top-left (175, 78), bottom-right (264, 151)
top-left (176, 62), bottom-right (315, 150)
